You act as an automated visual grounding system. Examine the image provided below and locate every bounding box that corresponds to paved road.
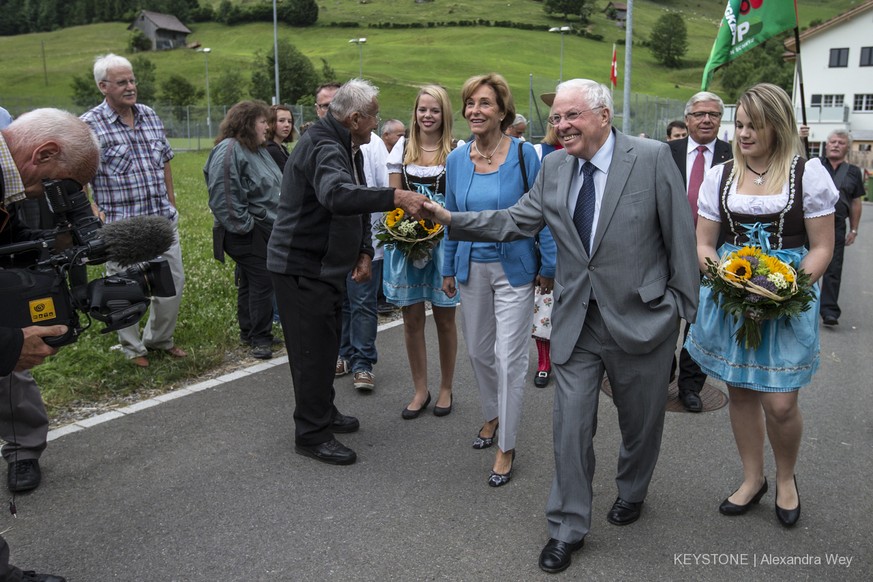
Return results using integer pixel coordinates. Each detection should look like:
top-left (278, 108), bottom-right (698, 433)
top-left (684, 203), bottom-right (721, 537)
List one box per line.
top-left (6, 207), bottom-right (872, 581)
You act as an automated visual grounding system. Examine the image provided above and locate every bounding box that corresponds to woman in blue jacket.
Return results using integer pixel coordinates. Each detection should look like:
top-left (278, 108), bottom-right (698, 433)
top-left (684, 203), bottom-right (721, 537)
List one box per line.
top-left (443, 73), bottom-right (556, 487)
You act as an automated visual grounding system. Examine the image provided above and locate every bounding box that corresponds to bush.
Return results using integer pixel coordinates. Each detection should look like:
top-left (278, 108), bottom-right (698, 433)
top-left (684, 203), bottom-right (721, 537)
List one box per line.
top-left (128, 29), bottom-right (152, 53)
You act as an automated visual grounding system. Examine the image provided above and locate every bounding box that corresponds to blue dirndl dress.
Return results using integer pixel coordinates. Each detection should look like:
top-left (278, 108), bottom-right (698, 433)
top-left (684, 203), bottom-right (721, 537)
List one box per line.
top-left (685, 157), bottom-right (827, 392)
top-left (383, 164), bottom-right (459, 308)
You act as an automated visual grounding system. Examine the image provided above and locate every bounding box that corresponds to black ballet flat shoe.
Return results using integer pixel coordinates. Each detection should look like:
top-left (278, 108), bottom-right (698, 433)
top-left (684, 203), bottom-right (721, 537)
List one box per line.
top-left (472, 423), bottom-right (498, 449)
top-left (401, 393), bottom-right (431, 420)
top-left (534, 370), bottom-right (551, 388)
top-left (433, 394), bottom-right (453, 417)
top-left (775, 476), bottom-right (801, 528)
top-left (487, 450), bottom-right (515, 488)
top-left (719, 479), bottom-right (768, 516)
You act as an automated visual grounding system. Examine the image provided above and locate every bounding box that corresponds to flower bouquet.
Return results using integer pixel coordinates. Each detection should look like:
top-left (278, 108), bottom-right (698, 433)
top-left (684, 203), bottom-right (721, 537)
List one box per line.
top-left (375, 208), bottom-right (444, 267)
top-left (702, 246), bottom-right (814, 349)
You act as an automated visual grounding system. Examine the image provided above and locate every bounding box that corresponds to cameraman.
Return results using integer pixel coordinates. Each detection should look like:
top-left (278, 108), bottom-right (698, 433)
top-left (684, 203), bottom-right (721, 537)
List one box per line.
top-left (0, 108), bottom-right (100, 582)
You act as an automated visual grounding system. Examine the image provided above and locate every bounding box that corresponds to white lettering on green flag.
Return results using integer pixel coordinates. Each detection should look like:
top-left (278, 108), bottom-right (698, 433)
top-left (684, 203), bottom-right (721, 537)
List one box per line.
top-left (702, 0), bottom-right (797, 90)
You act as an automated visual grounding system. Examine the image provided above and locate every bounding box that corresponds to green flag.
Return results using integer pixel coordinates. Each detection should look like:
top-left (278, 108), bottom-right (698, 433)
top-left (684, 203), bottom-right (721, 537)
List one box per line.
top-left (701, 0), bottom-right (798, 90)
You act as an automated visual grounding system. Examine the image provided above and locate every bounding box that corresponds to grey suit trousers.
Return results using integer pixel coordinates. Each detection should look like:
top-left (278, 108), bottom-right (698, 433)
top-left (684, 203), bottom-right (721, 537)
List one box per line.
top-left (0, 370), bottom-right (49, 463)
top-left (546, 302), bottom-right (677, 543)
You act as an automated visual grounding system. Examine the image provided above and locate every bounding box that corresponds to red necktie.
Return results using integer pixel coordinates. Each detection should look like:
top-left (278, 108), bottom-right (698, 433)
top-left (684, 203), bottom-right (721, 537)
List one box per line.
top-left (687, 145), bottom-right (707, 227)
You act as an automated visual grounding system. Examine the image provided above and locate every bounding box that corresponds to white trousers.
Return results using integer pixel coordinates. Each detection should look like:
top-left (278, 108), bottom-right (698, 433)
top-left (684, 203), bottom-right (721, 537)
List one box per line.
top-left (459, 261), bottom-right (533, 452)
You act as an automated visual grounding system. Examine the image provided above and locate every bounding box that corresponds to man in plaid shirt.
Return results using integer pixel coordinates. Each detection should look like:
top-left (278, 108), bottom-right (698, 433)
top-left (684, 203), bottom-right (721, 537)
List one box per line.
top-left (81, 53), bottom-right (186, 367)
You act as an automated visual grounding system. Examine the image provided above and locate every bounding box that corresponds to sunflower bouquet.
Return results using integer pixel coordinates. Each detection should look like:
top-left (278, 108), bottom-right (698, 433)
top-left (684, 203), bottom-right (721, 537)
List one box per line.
top-left (375, 208), bottom-right (444, 267)
top-left (702, 246), bottom-right (814, 350)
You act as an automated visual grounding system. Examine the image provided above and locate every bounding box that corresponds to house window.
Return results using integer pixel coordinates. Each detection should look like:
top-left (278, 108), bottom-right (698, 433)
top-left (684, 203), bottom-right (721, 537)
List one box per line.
top-left (854, 94), bottom-right (873, 111)
top-left (808, 143), bottom-right (821, 158)
top-left (829, 48), bottom-right (849, 67)
top-left (811, 94), bottom-right (844, 108)
top-left (861, 47), bottom-right (873, 67)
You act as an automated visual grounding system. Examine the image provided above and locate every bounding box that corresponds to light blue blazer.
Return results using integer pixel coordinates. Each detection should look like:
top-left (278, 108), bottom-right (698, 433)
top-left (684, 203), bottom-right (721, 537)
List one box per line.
top-left (442, 137), bottom-right (556, 287)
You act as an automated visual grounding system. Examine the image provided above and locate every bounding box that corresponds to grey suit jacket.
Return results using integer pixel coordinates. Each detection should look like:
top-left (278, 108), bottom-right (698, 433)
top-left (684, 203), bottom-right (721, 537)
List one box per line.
top-left (449, 130), bottom-right (699, 364)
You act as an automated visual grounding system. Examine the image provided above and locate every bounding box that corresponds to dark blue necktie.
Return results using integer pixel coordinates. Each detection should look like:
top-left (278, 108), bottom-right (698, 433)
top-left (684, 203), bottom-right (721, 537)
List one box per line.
top-left (573, 162), bottom-right (596, 254)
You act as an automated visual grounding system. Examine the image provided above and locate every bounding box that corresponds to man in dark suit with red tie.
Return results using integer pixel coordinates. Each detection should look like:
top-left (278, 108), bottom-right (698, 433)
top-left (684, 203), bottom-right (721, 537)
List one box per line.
top-left (668, 91), bottom-right (732, 412)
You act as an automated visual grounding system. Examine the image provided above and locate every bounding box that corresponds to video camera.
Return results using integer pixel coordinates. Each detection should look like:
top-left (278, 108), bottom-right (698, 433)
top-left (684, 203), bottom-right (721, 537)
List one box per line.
top-left (0, 179), bottom-right (176, 347)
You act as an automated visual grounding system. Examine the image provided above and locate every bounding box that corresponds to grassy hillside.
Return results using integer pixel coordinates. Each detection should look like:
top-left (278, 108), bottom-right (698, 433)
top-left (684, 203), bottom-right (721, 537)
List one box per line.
top-left (0, 0), bottom-right (855, 126)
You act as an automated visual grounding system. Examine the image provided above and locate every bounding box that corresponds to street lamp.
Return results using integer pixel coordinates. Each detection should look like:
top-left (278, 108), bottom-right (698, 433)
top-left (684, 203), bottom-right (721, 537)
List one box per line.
top-left (549, 26), bottom-right (572, 82)
top-left (348, 38), bottom-right (367, 78)
top-left (198, 47), bottom-right (212, 138)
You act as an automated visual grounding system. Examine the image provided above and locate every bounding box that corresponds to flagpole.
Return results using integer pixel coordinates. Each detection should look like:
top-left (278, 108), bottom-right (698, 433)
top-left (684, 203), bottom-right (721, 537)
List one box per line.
top-left (622, 0), bottom-right (633, 134)
top-left (792, 1), bottom-right (809, 157)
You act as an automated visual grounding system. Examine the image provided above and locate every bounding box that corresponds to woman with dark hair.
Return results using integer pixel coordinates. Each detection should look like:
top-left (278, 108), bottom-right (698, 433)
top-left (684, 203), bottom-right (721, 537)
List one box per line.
top-left (385, 85), bottom-right (459, 420)
top-left (443, 73), bottom-right (556, 487)
top-left (205, 100), bottom-right (282, 359)
top-left (264, 104), bottom-right (298, 171)
top-left (686, 83), bottom-right (837, 527)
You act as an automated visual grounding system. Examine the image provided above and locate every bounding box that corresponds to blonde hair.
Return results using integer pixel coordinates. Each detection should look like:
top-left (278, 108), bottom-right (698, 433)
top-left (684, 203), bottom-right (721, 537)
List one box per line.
top-left (541, 123), bottom-right (560, 147)
top-left (733, 83), bottom-right (805, 194)
top-left (405, 85), bottom-right (454, 166)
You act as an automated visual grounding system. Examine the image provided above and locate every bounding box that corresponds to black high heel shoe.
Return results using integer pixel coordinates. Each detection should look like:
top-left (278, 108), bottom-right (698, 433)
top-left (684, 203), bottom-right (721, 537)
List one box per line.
top-left (472, 422), bottom-right (498, 449)
top-left (775, 476), bottom-right (801, 527)
top-left (433, 394), bottom-right (453, 417)
top-left (487, 450), bottom-right (515, 487)
top-left (719, 479), bottom-right (768, 516)
top-left (401, 393), bottom-right (431, 420)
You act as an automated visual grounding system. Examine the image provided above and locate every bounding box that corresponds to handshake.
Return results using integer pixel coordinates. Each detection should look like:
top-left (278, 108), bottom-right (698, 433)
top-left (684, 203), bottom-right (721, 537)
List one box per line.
top-left (391, 190), bottom-right (452, 225)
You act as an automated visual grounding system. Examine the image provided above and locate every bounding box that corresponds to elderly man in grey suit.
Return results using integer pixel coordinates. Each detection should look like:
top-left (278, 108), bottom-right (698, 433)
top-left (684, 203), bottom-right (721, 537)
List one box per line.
top-left (423, 79), bottom-right (698, 573)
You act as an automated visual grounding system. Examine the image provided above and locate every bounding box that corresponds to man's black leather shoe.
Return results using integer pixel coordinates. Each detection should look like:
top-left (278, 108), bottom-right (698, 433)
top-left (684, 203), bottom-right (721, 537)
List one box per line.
top-left (331, 413), bottom-right (360, 434)
top-left (295, 439), bottom-right (357, 465)
top-left (21, 572), bottom-right (66, 582)
top-left (607, 497), bottom-right (643, 525)
top-left (8, 459), bottom-right (41, 492)
top-left (679, 390), bottom-right (703, 413)
top-left (538, 538), bottom-right (584, 573)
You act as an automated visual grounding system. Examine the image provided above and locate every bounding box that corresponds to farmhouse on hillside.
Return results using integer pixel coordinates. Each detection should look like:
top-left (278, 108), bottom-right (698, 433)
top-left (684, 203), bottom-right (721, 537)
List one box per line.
top-left (128, 10), bottom-right (191, 50)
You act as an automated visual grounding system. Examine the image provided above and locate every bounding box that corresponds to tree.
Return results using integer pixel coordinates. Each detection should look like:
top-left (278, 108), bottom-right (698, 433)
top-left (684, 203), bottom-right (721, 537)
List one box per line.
top-left (320, 58), bottom-right (336, 84)
top-left (250, 39), bottom-right (319, 105)
top-left (543, 0), bottom-right (591, 22)
top-left (130, 56), bottom-right (158, 105)
top-left (212, 70), bottom-right (245, 108)
top-left (128, 29), bottom-right (152, 52)
top-left (71, 73), bottom-right (103, 110)
top-left (279, 0), bottom-right (318, 26)
top-left (649, 12), bottom-right (688, 68)
top-left (160, 73), bottom-right (204, 121)
top-left (716, 37), bottom-right (794, 102)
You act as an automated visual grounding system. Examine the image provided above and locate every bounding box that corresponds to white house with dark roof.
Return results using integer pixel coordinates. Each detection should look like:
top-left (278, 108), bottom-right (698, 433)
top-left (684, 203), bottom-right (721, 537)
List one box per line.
top-left (784, 0), bottom-right (873, 167)
top-left (128, 10), bottom-right (191, 51)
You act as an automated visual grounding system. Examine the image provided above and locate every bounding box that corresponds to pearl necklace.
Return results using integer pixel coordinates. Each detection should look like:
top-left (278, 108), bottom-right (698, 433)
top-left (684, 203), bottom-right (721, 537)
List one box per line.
top-left (473, 135), bottom-right (505, 165)
top-left (745, 162), bottom-right (769, 186)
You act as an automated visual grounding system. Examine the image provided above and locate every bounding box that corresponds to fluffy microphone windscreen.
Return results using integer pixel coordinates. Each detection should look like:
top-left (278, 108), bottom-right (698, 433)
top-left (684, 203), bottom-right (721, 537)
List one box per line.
top-left (101, 215), bottom-right (175, 266)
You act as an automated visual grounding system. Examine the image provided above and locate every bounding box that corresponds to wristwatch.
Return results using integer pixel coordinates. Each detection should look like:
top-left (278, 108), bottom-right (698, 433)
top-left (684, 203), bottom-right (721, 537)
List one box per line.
top-left (850, 229), bottom-right (858, 234)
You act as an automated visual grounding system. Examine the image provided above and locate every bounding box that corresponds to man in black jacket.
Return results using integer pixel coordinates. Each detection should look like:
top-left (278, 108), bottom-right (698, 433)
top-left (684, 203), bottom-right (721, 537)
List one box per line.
top-left (819, 129), bottom-right (865, 326)
top-left (668, 91), bottom-right (732, 412)
top-left (1, 108), bottom-right (100, 582)
top-left (268, 79), bottom-right (425, 465)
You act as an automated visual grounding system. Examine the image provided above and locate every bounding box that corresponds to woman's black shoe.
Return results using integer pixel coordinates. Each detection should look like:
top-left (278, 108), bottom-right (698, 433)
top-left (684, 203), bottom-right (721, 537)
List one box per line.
top-left (472, 423), bottom-right (498, 449)
top-left (401, 393), bottom-right (431, 420)
top-left (719, 479), bottom-right (768, 515)
top-left (775, 476), bottom-right (801, 527)
top-left (433, 394), bottom-right (453, 417)
top-left (487, 450), bottom-right (515, 487)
